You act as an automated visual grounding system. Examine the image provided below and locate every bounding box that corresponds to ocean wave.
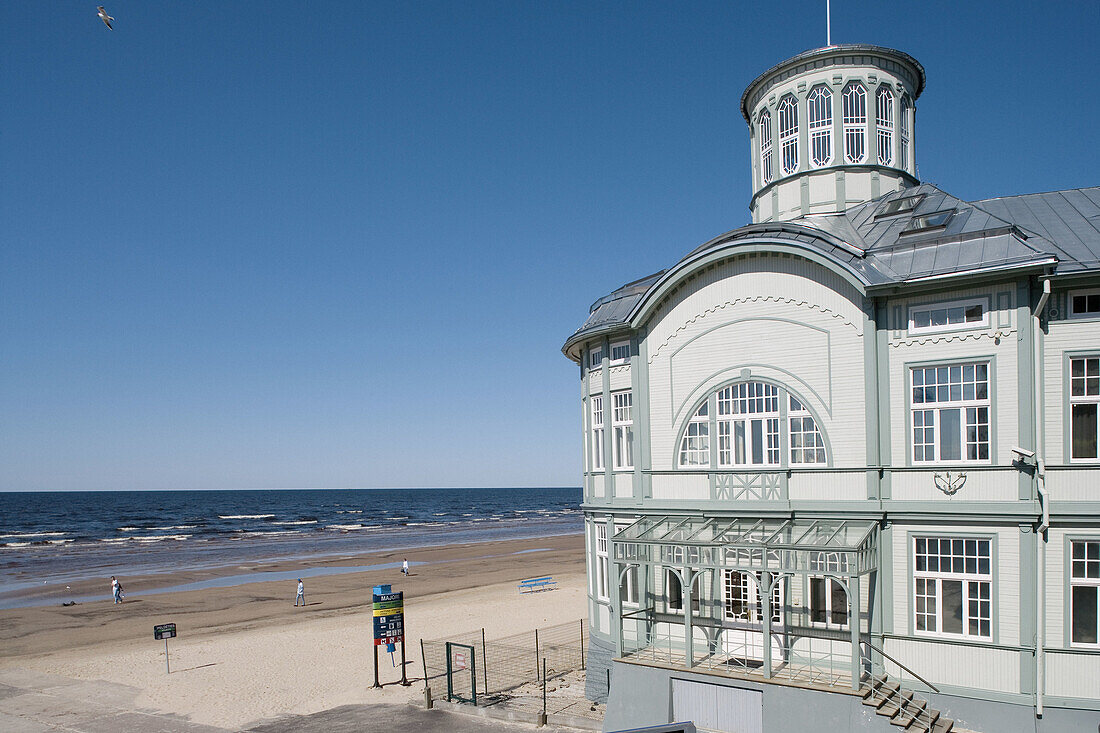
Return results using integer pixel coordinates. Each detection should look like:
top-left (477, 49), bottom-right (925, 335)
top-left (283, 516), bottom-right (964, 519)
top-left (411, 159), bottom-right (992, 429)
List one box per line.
top-left (405, 521), bottom-right (445, 527)
top-left (1, 542), bottom-right (33, 548)
top-left (48, 539), bottom-right (74, 545)
top-left (391, 516), bottom-right (410, 521)
top-left (0, 531), bottom-right (66, 539)
top-left (432, 513), bottom-right (447, 516)
top-left (218, 514), bottom-right (275, 520)
top-left (150, 525), bottom-right (197, 530)
top-left (117, 526), bottom-right (141, 532)
top-left (326, 523), bottom-right (365, 531)
top-left (232, 530), bottom-right (300, 538)
top-left (273, 520), bottom-right (318, 525)
top-left (99, 534), bottom-right (191, 544)
top-left (336, 510), bottom-right (363, 514)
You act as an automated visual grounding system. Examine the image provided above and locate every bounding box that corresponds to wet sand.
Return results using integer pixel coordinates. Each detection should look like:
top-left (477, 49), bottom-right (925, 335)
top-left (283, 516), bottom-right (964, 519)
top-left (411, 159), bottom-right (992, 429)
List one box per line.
top-left (0, 534), bottom-right (587, 728)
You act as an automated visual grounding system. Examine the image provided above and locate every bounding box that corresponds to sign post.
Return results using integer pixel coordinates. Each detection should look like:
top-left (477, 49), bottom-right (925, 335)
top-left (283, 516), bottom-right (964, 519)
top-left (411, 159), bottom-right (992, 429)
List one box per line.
top-left (153, 623), bottom-right (176, 674)
top-left (371, 585), bottom-right (408, 688)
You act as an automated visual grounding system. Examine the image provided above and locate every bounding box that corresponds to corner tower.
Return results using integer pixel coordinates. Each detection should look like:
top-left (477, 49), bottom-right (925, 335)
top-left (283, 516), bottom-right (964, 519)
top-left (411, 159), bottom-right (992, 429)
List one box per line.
top-left (742, 45), bottom-right (925, 223)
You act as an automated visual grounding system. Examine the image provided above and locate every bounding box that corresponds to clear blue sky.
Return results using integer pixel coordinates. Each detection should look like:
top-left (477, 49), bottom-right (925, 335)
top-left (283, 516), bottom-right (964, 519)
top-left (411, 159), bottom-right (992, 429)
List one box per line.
top-left (1, 1), bottom-right (1097, 491)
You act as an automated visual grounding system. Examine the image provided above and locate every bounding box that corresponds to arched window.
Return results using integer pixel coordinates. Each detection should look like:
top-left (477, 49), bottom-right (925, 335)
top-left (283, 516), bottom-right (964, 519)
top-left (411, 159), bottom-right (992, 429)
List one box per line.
top-left (777, 96), bottom-right (799, 176)
top-left (758, 110), bottom-right (773, 185)
top-left (677, 382), bottom-right (827, 468)
top-left (900, 94), bottom-right (911, 171)
top-left (842, 82), bottom-right (866, 164)
top-left (877, 86), bottom-right (894, 166)
top-left (807, 86), bottom-right (833, 167)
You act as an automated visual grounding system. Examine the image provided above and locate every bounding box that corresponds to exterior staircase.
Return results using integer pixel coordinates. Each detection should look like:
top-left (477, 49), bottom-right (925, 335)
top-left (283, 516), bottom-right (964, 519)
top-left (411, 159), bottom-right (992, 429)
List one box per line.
top-left (860, 673), bottom-right (955, 732)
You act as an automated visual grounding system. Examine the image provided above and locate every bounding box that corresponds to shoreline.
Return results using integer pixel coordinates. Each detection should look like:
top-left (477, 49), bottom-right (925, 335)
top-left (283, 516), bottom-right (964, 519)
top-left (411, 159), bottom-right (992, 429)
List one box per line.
top-left (0, 529), bottom-right (581, 609)
top-left (0, 533), bottom-right (585, 661)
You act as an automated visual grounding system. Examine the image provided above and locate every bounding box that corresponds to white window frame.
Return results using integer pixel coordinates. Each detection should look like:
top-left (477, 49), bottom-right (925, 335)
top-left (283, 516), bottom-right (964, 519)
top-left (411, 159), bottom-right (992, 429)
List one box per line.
top-left (595, 523), bottom-right (609, 601)
top-left (759, 109), bottom-right (773, 185)
top-left (1070, 356), bottom-right (1100, 462)
top-left (789, 396), bottom-right (826, 464)
top-left (616, 522), bottom-right (640, 607)
top-left (777, 95), bottom-right (799, 176)
top-left (807, 86), bottom-right (833, 168)
top-left (899, 93), bottom-right (911, 170)
top-left (612, 391), bottom-right (634, 471)
top-left (1070, 538), bottom-right (1100, 648)
top-left (589, 346), bottom-right (604, 370)
top-left (678, 401), bottom-right (711, 468)
top-left (842, 82), bottom-right (867, 164)
top-left (723, 569), bottom-right (783, 625)
top-left (876, 86), bottom-right (894, 166)
top-left (808, 552), bottom-right (849, 629)
top-left (609, 340), bottom-right (631, 365)
top-left (716, 383), bottom-right (780, 468)
top-left (1069, 289), bottom-right (1100, 319)
top-left (910, 362), bottom-right (992, 464)
top-left (908, 297), bottom-right (989, 335)
top-left (590, 395), bottom-right (605, 471)
top-left (913, 536), bottom-right (993, 641)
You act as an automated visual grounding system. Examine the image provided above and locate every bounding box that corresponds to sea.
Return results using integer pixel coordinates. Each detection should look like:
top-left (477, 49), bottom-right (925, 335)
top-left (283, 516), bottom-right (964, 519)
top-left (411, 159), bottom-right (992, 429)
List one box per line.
top-left (0, 487), bottom-right (581, 609)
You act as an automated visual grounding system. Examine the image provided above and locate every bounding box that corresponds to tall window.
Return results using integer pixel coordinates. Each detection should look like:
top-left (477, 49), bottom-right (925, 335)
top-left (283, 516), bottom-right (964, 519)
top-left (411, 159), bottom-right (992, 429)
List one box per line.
top-left (877, 86), bottom-right (894, 166)
top-left (759, 110), bottom-right (773, 185)
top-left (610, 341), bottom-right (631, 364)
top-left (589, 346), bottom-right (604, 370)
top-left (717, 383), bottom-right (780, 467)
top-left (789, 396), bottom-right (826, 464)
top-left (899, 94), bottom-right (911, 170)
top-left (914, 537), bottom-right (992, 639)
top-left (618, 523), bottom-right (639, 606)
top-left (595, 523), bottom-right (609, 601)
top-left (679, 401), bottom-right (710, 466)
top-left (1071, 357), bottom-right (1100, 460)
top-left (1071, 539), bottom-right (1100, 646)
top-left (842, 82), bottom-right (867, 163)
top-left (612, 391), bottom-right (634, 470)
top-left (723, 570), bottom-right (782, 624)
top-left (777, 95), bottom-right (799, 176)
top-left (807, 86), bottom-right (833, 167)
top-left (809, 553), bottom-right (849, 629)
top-left (679, 383), bottom-right (827, 468)
top-left (664, 547), bottom-right (701, 614)
top-left (590, 396), bottom-right (605, 471)
top-left (911, 363), bottom-right (990, 463)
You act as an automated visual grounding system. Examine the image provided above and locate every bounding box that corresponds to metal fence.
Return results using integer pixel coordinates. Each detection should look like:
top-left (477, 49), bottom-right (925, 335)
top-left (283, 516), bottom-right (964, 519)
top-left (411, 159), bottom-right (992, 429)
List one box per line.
top-left (421, 619), bottom-right (588, 709)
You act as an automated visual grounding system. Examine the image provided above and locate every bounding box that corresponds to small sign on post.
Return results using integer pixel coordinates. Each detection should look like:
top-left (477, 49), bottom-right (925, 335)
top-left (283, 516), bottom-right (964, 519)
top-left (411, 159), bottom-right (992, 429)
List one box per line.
top-left (153, 623), bottom-right (176, 674)
top-left (371, 585), bottom-right (409, 688)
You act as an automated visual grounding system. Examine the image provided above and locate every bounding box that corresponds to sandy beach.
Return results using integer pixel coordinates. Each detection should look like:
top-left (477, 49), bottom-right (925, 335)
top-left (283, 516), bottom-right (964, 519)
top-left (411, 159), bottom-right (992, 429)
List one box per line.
top-left (0, 534), bottom-right (587, 729)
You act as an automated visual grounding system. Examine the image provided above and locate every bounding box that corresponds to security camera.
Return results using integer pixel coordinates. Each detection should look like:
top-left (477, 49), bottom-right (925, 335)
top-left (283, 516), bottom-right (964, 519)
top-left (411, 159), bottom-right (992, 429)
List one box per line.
top-left (1011, 446), bottom-right (1036, 463)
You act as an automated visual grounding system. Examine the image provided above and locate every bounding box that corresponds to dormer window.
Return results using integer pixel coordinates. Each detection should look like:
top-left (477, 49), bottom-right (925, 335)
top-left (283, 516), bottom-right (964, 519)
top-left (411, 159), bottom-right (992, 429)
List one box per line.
top-left (808, 86), bottom-right (833, 167)
top-left (1070, 290), bottom-right (1100, 318)
top-left (903, 210), bottom-right (953, 235)
top-left (759, 110), bottom-right (773, 185)
top-left (777, 96), bottom-right (799, 176)
top-left (842, 82), bottom-right (867, 164)
top-left (876, 87), bottom-right (894, 166)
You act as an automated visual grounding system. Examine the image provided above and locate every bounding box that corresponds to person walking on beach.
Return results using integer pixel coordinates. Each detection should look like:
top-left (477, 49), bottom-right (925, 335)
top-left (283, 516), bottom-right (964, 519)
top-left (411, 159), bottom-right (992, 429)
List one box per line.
top-left (111, 576), bottom-right (122, 604)
top-left (294, 578), bottom-right (304, 607)
top-left (402, 558), bottom-right (409, 576)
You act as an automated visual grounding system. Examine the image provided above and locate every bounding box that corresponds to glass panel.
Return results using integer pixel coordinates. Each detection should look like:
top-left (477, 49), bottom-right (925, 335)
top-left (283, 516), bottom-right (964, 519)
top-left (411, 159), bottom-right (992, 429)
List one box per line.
top-left (1071, 586), bottom-right (1098, 645)
top-left (810, 578), bottom-right (826, 624)
top-left (939, 408), bottom-right (961, 460)
top-left (1072, 403), bottom-right (1098, 460)
top-left (667, 570), bottom-right (682, 610)
top-left (830, 580), bottom-right (848, 626)
top-left (751, 420), bottom-right (763, 464)
top-left (734, 421), bottom-right (746, 465)
top-left (942, 579), bottom-right (963, 635)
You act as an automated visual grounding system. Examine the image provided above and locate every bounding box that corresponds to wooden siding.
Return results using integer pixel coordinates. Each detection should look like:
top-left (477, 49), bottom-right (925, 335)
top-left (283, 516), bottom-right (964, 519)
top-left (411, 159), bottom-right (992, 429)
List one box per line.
top-left (1043, 469), bottom-right (1100, 502)
top-left (888, 469), bottom-right (1018, 503)
top-left (883, 637), bottom-right (1021, 694)
top-left (614, 472), bottom-right (634, 498)
top-left (642, 254), bottom-right (867, 471)
top-left (592, 474), bottom-right (606, 498)
top-left (1044, 651), bottom-right (1100, 699)
top-left (1043, 320), bottom-right (1100, 464)
top-left (651, 473), bottom-right (710, 500)
top-left (787, 471), bottom-right (866, 500)
top-left (609, 365), bottom-right (632, 391)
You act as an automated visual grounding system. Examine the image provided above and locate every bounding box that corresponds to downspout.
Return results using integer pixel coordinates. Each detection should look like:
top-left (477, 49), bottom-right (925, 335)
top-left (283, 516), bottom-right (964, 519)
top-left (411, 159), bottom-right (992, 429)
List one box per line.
top-left (1033, 277), bottom-right (1050, 718)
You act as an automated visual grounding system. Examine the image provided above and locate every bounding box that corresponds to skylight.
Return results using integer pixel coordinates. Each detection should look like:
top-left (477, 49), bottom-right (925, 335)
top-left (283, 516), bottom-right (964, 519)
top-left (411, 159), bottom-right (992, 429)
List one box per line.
top-left (877, 194), bottom-right (924, 217)
top-left (903, 210), bottom-right (954, 234)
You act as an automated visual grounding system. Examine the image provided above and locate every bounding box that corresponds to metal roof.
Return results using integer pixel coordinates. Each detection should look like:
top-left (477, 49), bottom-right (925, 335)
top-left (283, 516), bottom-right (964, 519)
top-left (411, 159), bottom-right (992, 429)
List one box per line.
top-left (563, 184), bottom-right (1100, 357)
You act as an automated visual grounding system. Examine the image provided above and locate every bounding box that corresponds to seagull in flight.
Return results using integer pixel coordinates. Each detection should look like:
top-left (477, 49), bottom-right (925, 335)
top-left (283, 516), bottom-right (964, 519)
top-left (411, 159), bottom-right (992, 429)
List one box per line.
top-left (97, 6), bottom-right (114, 30)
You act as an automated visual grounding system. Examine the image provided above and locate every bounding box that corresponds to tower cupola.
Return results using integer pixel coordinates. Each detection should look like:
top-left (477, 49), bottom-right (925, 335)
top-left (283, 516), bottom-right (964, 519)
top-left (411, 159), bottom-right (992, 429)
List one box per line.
top-left (741, 45), bottom-right (925, 223)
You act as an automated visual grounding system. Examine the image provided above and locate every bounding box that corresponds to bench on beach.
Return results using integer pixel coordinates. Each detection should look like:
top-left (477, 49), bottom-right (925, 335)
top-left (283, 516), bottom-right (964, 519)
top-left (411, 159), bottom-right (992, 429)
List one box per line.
top-left (517, 576), bottom-right (557, 593)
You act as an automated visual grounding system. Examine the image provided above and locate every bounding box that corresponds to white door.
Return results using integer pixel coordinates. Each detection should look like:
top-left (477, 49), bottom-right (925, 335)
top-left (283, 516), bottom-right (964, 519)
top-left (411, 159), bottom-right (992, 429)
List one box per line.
top-left (671, 680), bottom-right (762, 733)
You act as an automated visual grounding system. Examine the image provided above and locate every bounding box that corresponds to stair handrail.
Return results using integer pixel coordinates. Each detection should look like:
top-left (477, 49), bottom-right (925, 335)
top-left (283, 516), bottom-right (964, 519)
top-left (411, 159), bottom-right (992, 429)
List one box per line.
top-left (861, 638), bottom-right (939, 694)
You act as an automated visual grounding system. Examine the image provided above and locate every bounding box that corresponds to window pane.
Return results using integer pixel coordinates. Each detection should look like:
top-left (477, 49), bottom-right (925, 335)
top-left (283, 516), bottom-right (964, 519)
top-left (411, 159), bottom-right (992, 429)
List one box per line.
top-left (751, 419), bottom-right (764, 464)
top-left (942, 580), bottom-right (964, 635)
top-left (667, 571), bottom-right (682, 610)
top-left (810, 578), bottom-right (826, 624)
top-left (831, 580), bottom-right (848, 626)
top-left (939, 408), bottom-right (961, 460)
top-left (965, 305), bottom-right (983, 322)
top-left (1072, 403), bottom-right (1098, 460)
top-left (1072, 586), bottom-right (1098, 645)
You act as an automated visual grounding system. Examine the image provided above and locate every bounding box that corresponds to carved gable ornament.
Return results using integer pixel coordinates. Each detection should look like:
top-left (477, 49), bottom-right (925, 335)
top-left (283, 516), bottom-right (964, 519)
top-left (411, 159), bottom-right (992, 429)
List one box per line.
top-left (933, 471), bottom-right (966, 496)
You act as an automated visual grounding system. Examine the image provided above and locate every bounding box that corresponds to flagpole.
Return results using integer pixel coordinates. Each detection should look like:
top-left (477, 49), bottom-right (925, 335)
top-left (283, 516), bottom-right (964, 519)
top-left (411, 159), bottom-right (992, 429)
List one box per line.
top-left (826, 0), bottom-right (831, 46)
